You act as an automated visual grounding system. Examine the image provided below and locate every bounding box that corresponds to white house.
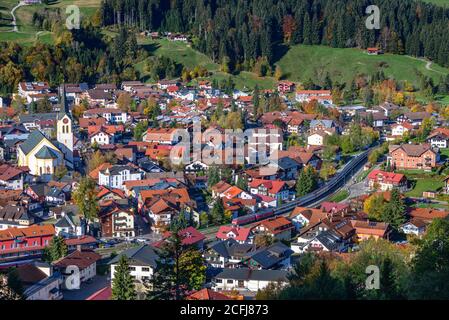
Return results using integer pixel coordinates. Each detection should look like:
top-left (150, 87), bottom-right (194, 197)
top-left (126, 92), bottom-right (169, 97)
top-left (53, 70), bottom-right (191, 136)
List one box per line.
top-left (54, 212), bottom-right (85, 237)
top-left (53, 250), bottom-right (101, 290)
top-left (18, 82), bottom-right (51, 104)
top-left (212, 268), bottom-right (288, 292)
top-left (98, 165), bottom-right (144, 190)
top-left (109, 245), bottom-right (158, 293)
top-left (90, 130), bottom-right (113, 146)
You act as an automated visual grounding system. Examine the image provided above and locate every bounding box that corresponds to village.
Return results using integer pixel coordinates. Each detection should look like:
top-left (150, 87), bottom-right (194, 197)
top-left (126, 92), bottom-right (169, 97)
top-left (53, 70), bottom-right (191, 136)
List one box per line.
top-left (0, 74), bottom-right (448, 301)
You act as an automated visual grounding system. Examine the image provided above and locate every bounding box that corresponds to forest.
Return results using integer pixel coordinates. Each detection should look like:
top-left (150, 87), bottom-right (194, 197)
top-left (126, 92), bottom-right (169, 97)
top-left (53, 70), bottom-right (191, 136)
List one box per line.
top-left (99, 0), bottom-right (449, 72)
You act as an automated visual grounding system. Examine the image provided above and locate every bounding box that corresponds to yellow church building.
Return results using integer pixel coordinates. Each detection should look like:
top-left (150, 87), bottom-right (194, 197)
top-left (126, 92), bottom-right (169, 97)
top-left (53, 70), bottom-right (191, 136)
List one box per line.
top-left (17, 113), bottom-right (73, 177)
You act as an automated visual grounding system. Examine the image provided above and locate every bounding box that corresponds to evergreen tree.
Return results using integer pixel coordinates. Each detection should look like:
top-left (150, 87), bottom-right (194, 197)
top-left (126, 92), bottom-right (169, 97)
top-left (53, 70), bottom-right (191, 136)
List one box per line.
top-left (148, 225), bottom-right (206, 300)
top-left (296, 166), bottom-right (317, 196)
top-left (42, 236), bottom-right (68, 263)
top-left (112, 255), bottom-right (137, 300)
top-left (381, 188), bottom-right (405, 229)
top-left (210, 199), bottom-right (225, 225)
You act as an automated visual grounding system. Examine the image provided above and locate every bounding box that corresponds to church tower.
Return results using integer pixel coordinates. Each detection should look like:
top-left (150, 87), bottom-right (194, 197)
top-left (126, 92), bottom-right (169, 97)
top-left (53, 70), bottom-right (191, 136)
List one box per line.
top-left (57, 113), bottom-right (74, 165)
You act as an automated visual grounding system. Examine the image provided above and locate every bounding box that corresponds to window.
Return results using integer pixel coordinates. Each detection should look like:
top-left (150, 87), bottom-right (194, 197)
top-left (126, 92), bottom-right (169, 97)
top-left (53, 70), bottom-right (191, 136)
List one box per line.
top-left (142, 267), bottom-right (150, 272)
top-left (227, 279), bottom-right (233, 284)
top-left (215, 279), bottom-right (222, 283)
top-left (129, 267), bottom-right (136, 271)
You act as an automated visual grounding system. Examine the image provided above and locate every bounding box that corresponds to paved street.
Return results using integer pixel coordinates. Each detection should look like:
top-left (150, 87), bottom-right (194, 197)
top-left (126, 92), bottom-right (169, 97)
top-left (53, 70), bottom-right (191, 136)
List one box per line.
top-left (62, 275), bottom-right (109, 300)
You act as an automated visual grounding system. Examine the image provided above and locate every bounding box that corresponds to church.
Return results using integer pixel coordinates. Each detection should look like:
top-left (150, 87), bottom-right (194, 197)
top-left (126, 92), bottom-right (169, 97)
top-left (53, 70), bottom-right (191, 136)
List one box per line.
top-left (17, 113), bottom-right (74, 178)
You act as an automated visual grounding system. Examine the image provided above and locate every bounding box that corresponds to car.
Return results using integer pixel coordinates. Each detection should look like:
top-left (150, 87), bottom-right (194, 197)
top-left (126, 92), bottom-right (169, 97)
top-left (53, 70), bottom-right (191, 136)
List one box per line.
top-left (136, 238), bottom-right (147, 244)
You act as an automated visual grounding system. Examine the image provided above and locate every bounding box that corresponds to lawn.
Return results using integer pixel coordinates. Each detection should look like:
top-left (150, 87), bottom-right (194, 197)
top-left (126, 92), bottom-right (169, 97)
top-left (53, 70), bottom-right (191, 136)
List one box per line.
top-left (327, 189), bottom-right (350, 202)
top-left (405, 177), bottom-right (444, 198)
top-left (275, 44), bottom-right (449, 87)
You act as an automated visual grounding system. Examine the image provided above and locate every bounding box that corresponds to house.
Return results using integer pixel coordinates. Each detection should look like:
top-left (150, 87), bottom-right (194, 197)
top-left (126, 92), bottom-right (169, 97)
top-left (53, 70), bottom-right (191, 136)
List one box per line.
top-left (12, 262), bottom-right (62, 300)
top-left (427, 128), bottom-right (449, 149)
top-left (138, 188), bottom-right (196, 233)
top-left (0, 164), bottom-right (27, 190)
top-left (358, 111), bottom-right (388, 128)
top-left (109, 245), bottom-right (159, 293)
top-left (291, 229), bottom-right (344, 254)
top-left (158, 226), bottom-right (205, 250)
top-left (23, 271), bottom-right (63, 300)
top-left (289, 206), bottom-right (328, 230)
top-left (187, 288), bottom-right (232, 300)
top-left (367, 47), bottom-right (382, 55)
top-left (216, 226), bottom-right (253, 244)
top-left (54, 212), bottom-right (86, 237)
top-left (53, 250), bottom-right (101, 289)
top-left (390, 123), bottom-right (413, 139)
top-left (367, 170), bottom-right (408, 192)
top-left (18, 82), bottom-right (51, 104)
top-left (89, 129), bottom-right (114, 146)
top-left (212, 268), bottom-right (288, 292)
top-left (401, 219), bottom-right (427, 236)
top-left (0, 225), bottom-right (55, 262)
top-left (407, 207), bottom-right (449, 223)
top-left (388, 144), bottom-right (437, 171)
top-left (204, 239), bottom-right (257, 269)
top-left (307, 130), bottom-right (334, 147)
top-left (277, 81), bottom-right (295, 93)
top-left (0, 204), bottom-right (34, 230)
top-left (397, 112), bottom-right (431, 126)
top-left (351, 220), bottom-right (390, 241)
top-left (83, 108), bottom-right (128, 124)
top-left (295, 90), bottom-right (333, 106)
top-left (249, 179), bottom-right (289, 202)
top-left (244, 242), bottom-right (292, 270)
top-left (65, 235), bottom-right (98, 252)
top-left (98, 201), bottom-right (135, 238)
top-left (211, 181), bottom-right (232, 198)
top-left (142, 128), bottom-right (179, 145)
top-left (98, 164), bottom-right (144, 190)
top-left (252, 217), bottom-right (294, 241)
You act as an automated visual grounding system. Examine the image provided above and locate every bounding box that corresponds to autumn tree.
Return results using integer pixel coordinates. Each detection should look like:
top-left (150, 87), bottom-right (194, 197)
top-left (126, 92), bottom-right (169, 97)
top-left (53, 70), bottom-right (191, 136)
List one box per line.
top-left (72, 177), bottom-right (99, 225)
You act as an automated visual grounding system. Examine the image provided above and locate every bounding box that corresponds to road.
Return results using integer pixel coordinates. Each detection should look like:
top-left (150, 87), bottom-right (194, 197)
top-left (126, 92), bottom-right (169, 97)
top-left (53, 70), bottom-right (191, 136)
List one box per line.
top-left (62, 275), bottom-right (109, 300)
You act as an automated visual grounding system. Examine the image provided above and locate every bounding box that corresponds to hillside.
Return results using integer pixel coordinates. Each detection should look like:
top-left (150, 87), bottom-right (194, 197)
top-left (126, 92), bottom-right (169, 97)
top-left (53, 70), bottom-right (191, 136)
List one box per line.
top-left (275, 45), bottom-right (449, 87)
top-left (0, 0), bottom-right (100, 44)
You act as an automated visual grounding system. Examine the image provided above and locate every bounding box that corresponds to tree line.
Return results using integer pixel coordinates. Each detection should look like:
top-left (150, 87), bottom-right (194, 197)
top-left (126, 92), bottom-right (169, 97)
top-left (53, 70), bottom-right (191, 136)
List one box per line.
top-left (99, 0), bottom-right (449, 72)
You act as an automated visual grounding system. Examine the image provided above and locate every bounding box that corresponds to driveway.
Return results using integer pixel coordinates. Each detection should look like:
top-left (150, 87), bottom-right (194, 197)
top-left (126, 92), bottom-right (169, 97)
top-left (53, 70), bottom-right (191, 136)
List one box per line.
top-left (63, 275), bottom-right (109, 300)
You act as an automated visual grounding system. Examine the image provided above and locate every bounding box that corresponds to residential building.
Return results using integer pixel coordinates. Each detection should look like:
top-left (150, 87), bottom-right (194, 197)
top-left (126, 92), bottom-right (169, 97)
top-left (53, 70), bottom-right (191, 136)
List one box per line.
top-left (388, 144), bottom-right (437, 170)
top-left (367, 170), bottom-right (408, 192)
top-left (212, 268), bottom-right (288, 292)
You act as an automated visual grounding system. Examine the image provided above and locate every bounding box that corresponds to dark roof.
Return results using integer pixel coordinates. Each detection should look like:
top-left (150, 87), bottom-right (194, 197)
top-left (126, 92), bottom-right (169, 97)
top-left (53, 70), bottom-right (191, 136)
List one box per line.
top-left (19, 113), bottom-right (58, 124)
top-left (215, 268), bottom-right (288, 282)
top-left (108, 245), bottom-right (158, 268)
top-left (249, 242), bottom-right (293, 269)
top-left (208, 239), bottom-right (255, 259)
top-left (34, 146), bottom-right (61, 159)
top-left (19, 130), bottom-right (47, 155)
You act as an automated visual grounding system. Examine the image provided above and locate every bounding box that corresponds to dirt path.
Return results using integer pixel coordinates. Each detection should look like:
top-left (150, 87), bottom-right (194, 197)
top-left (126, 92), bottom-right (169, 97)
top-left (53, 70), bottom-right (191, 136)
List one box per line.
top-left (10, 1), bottom-right (26, 33)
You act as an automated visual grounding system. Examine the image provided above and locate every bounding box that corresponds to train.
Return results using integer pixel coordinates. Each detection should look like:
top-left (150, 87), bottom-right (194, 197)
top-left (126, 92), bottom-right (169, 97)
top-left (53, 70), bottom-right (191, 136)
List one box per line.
top-left (230, 150), bottom-right (369, 226)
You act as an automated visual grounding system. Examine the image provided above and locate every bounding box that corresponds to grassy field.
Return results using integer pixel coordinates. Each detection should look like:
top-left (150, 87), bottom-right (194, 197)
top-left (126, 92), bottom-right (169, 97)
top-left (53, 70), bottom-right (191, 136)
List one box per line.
top-left (423, 0), bottom-right (449, 6)
top-left (405, 177), bottom-right (444, 197)
top-left (327, 189), bottom-right (350, 202)
top-left (134, 37), bottom-right (276, 90)
top-left (0, 0), bottom-right (101, 44)
top-left (275, 45), bottom-right (449, 87)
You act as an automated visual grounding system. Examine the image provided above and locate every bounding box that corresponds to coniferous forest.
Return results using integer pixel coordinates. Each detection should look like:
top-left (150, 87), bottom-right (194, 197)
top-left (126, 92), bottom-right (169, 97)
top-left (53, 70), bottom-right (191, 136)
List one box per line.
top-left (99, 0), bottom-right (449, 71)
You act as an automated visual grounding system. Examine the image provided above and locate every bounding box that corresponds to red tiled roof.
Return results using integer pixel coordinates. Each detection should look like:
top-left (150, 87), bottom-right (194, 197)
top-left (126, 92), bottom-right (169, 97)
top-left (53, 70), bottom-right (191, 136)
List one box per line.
top-left (368, 170), bottom-right (405, 184)
top-left (187, 288), bottom-right (231, 300)
top-left (86, 286), bottom-right (112, 300)
top-left (216, 226), bottom-right (251, 242)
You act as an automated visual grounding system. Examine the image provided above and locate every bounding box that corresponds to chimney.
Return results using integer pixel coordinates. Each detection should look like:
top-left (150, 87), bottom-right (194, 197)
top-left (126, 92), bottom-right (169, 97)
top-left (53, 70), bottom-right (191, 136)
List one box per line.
top-left (77, 244), bottom-right (82, 252)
